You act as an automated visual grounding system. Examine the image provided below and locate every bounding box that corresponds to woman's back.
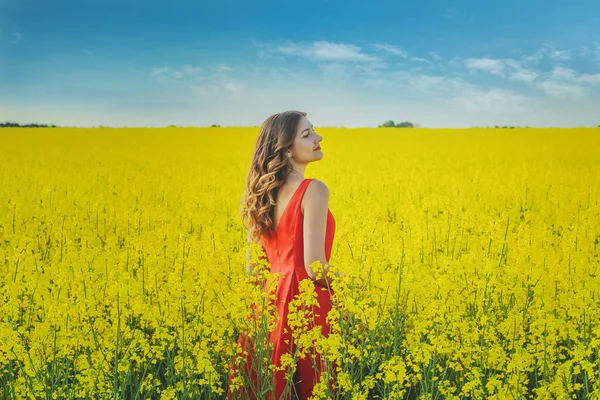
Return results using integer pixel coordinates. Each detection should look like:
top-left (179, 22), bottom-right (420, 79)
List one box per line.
top-left (262, 178), bottom-right (336, 279)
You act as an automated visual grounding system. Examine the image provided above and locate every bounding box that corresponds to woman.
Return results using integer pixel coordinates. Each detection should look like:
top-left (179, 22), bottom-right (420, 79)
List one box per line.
top-left (228, 110), bottom-right (340, 399)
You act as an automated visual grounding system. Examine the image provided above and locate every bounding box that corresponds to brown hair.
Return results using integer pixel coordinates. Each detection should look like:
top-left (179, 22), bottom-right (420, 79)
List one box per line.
top-left (240, 110), bottom-right (308, 244)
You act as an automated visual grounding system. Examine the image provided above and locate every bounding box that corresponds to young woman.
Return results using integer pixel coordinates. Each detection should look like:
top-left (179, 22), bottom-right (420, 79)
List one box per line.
top-left (228, 110), bottom-right (340, 399)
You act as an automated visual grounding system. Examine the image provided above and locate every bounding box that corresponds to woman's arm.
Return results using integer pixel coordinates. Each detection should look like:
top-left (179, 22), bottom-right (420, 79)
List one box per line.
top-left (302, 180), bottom-right (341, 287)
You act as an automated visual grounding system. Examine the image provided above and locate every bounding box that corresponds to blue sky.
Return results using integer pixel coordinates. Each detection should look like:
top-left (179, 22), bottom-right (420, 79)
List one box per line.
top-left (1, 0), bottom-right (600, 127)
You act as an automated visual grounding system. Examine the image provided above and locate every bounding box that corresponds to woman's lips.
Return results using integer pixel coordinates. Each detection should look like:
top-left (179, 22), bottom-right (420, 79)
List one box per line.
top-left (314, 146), bottom-right (321, 151)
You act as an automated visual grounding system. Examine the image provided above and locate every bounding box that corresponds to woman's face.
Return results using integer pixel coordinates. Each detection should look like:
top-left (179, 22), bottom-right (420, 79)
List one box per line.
top-left (289, 116), bottom-right (323, 163)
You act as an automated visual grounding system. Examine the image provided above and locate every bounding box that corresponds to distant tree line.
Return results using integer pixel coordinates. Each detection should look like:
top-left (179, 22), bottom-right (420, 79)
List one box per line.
top-left (379, 120), bottom-right (416, 128)
top-left (380, 122), bottom-right (600, 129)
top-left (167, 124), bottom-right (221, 128)
top-left (3, 121), bottom-right (600, 129)
top-left (1, 122), bottom-right (58, 128)
top-left (469, 125), bottom-right (600, 129)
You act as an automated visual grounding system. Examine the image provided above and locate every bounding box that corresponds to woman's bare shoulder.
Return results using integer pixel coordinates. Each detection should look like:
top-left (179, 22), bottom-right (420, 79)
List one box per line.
top-left (301, 179), bottom-right (329, 213)
top-left (307, 179), bottom-right (329, 196)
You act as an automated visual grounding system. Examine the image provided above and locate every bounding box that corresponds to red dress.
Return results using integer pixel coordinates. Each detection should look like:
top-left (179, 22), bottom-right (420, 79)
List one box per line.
top-left (228, 178), bottom-right (336, 400)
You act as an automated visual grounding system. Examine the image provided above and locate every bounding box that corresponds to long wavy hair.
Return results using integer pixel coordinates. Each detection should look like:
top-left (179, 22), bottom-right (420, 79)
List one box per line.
top-left (241, 110), bottom-right (308, 244)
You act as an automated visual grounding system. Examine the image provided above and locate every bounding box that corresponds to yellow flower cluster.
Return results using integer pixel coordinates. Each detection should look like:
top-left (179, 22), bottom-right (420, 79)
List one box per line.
top-left (1, 126), bottom-right (599, 399)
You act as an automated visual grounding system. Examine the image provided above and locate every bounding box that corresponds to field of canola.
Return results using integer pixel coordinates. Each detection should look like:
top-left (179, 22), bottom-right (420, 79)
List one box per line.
top-left (1, 127), bottom-right (599, 399)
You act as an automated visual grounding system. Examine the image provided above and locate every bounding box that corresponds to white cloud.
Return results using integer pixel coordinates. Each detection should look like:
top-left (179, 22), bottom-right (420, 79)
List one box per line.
top-left (464, 57), bottom-right (539, 82)
top-left (575, 73), bottom-right (600, 86)
top-left (370, 43), bottom-right (408, 58)
top-left (429, 52), bottom-right (442, 61)
top-left (550, 66), bottom-right (577, 81)
top-left (149, 63), bottom-right (244, 98)
top-left (524, 43), bottom-right (572, 63)
top-left (253, 39), bottom-right (286, 61)
top-left (223, 82), bottom-right (245, 95)
top-left (465, 58), bottom-right (505, 76)
top-left (358, 62), bottom-right (534, 116)
top-left (535, 81), bottom-right (588, 99)
top-left (411, 57), bottom-right (432, 64)
top-left (190, 79), bottom-right (245, 97)
top-left (209, 64), bottom-right (245, 96)
top-left (548, 66), bottom-right (600, 86)
top-left (216, 64), bottom-right (231, 74)
top-left (446, 56), bottom-right (465, 69)
top-left (190, 85), bottom-right (211, 97)
top-left (362, 68), bottom-right (475, 98)
top-left (181, 65), bottom-right (203, 75)
top-left (594, 44), bottom-right (600, 64)
top-left (524, 47), bottom-right (548, 63)
top-left (317, 63), bottom-right (353, 79)
top-left (356, 60), bottom-right (389, 75)
top-left (503, 60), bottom-right (539, 83)
top-left (149, 65), bottom-right (203, 81)
top-left (463, 55), bottom-right (600, 99)
top-left (317, 60), bottom-right (388, 80)
top-left (149, 66), bottom-right (169, 78)
top-left (279, 40), bottom-right (378, 62)
top-left (256, 49), bottom-right (283, 61)
top-left (450, 88), bottom-right (529, 113)
top-left (409, 74), bottom-right (468, 95)
top-left (508, 70), bottom-right (539, 83)
top-left (259, 39), bottom-right (440, 72)
top-left (251, 66), bottom-right (298, 79)
top-left (548, 49), bottom-right (571, 61)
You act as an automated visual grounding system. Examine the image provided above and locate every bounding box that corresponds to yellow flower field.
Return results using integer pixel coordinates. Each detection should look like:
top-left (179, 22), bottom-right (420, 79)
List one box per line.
top-left (0, 127), bottom-right (599, 399)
